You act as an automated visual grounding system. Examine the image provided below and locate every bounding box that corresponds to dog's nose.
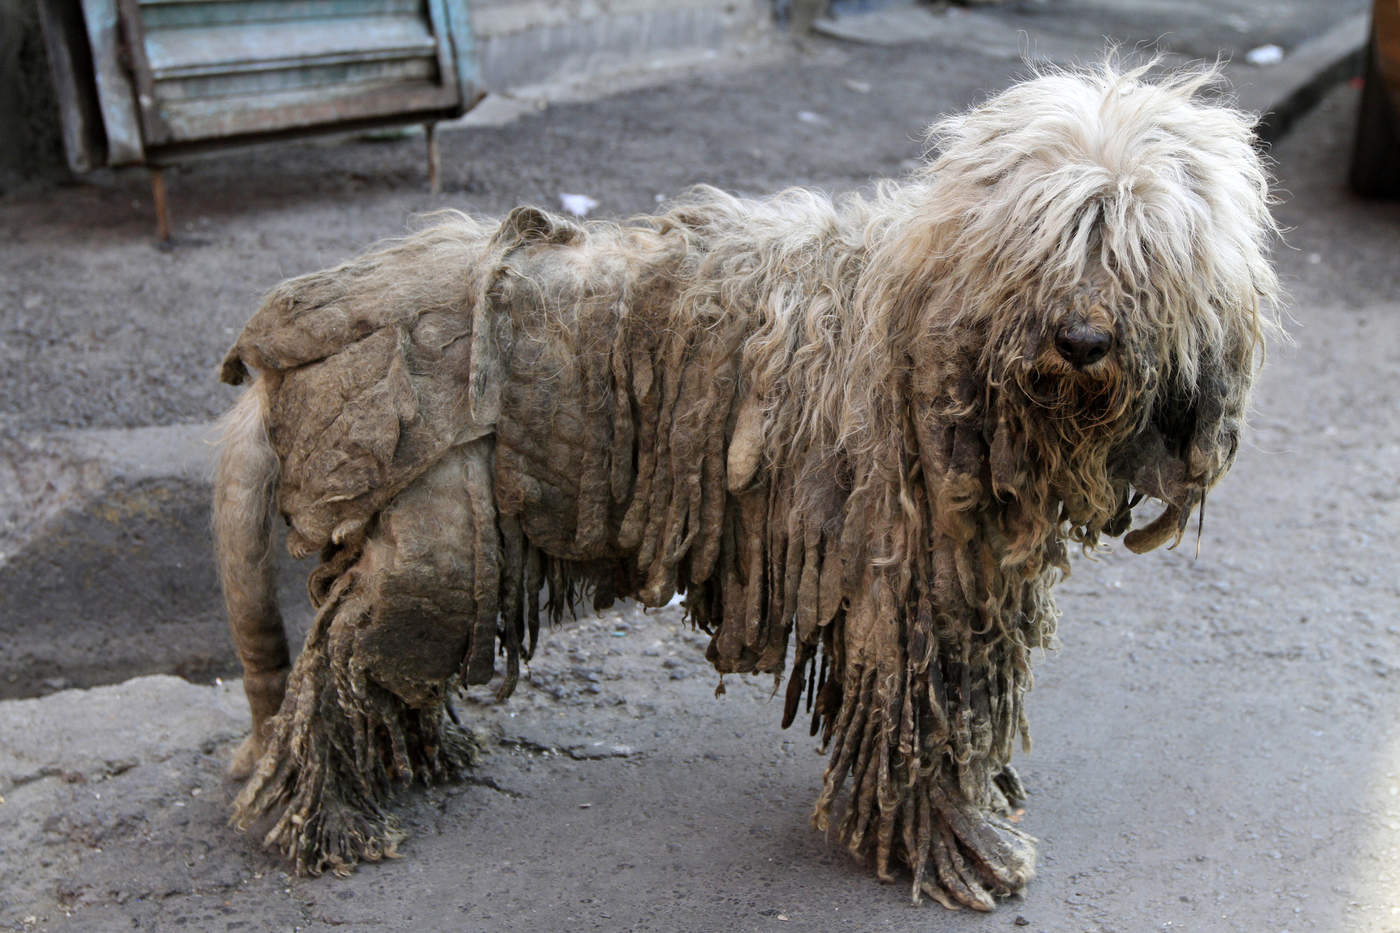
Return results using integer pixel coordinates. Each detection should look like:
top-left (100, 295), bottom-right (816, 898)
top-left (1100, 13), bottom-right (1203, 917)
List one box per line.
top-left (1054, 323), bottom-right (1114, 368)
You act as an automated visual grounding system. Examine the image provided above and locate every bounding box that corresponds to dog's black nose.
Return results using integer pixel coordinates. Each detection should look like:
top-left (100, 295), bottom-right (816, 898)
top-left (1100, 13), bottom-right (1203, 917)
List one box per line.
top-left (1054, 323), bottom-right (1114, 368)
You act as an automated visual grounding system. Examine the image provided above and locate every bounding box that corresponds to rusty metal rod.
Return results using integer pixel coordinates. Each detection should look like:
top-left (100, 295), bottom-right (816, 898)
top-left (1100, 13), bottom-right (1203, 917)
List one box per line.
top-left (151, 167), bottom-right (171, 242)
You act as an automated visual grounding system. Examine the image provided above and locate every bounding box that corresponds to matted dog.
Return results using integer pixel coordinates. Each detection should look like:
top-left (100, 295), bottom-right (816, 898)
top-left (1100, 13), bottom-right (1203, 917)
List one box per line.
top-left (214, 61), bottom-right (1280, 909)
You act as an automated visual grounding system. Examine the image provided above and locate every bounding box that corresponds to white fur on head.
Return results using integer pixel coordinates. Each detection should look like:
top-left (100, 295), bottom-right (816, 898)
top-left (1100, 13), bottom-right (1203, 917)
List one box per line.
top-left (918, 58), bottom-right (1280, 383)
top-left (799, 60), bottom-right (1286, 530)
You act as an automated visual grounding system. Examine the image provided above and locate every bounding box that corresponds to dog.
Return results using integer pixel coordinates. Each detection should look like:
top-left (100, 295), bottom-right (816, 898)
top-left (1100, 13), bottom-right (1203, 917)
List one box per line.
top-left (213, 61), bottom-right (1280, 909)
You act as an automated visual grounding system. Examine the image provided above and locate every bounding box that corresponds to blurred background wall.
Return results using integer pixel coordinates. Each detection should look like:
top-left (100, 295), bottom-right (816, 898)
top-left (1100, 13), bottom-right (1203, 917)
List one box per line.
top-left (0, 0), bottom-right (66, 191)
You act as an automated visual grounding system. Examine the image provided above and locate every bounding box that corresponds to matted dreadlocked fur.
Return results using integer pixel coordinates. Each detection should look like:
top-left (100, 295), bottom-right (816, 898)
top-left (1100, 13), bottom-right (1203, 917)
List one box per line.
top-left (214, 61), bottom-right (1280, 909)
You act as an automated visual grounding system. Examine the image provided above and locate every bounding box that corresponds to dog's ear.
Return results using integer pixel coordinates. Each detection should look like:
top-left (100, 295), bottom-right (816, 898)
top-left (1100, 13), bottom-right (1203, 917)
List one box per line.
top-left (1175, 340), bottom-right (1249, 490)
top-left (1116, 342), bottom-right (1249, 552)
top-left (488, 205), bottom-right (585, 252)
top-left (220, 348), bottom-right (250, 385)
top-left (1142, 340), bottom-right (1237, 484)
top-left (1184, 340), bottom-right (1252, 488)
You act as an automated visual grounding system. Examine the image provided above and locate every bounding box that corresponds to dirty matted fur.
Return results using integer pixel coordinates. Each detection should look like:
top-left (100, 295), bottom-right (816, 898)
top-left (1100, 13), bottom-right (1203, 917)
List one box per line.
top-left (214, 62), bottom-right (1280, 909)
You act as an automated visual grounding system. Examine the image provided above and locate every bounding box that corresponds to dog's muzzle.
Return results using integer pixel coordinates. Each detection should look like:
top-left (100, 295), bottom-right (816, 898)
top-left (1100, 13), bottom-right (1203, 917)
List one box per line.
top-left (1054, 322), bottom-right (1114, 369)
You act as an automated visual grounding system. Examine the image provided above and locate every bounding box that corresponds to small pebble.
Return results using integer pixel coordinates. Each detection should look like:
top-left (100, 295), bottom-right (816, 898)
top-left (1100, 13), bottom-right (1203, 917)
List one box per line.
top-left (1245, 44), bottom-right (1284, 65)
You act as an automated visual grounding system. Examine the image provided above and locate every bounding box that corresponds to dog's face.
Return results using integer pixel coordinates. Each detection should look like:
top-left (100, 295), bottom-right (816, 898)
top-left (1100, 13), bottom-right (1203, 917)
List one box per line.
top-left (905, 66), bottom-right (1282, 550)
top-left (920, 226), bottom-right (1263, 555)
top-left (989, 262), bottom-right (1258, 551)
top-left (1016, 274), bottom-right (1138, 423)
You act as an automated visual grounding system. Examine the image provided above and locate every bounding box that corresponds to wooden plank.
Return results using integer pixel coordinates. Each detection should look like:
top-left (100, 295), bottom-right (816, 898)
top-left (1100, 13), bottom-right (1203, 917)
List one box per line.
top-left (141, 17), bottom-right (439, 78)
top-left (153, 57), bottom-right (439, 103)
top-left (137, 0), bottom-right (422, 30)
top-left (423, 0), bottom-right (459, 101)
top-left (78, 0), bottom-right (145, 164)
top-left (151, 47), bottom-right (441, 84)
top-left (116, 0), bottom-right (174, 146)
top-left (150, 79), bottom-right (458, 144)
top-left (438, 0), bottom-right (483, 112)
top-left (36, 0), bottom-right (106, 172)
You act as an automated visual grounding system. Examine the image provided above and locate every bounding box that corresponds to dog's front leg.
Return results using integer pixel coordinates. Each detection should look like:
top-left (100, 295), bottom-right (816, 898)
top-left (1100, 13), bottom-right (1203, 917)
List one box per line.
top-left (810, 582), bottom-right (1038, 909)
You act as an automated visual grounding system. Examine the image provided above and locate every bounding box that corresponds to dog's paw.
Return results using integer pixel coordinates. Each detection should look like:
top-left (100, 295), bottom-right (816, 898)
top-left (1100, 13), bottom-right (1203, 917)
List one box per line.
top-left (295, 803), bottom-right (408, 878)
top-left (228, 733), bottom-right (261, 781)
top-left (915, 789), bottom-right (1037, 911)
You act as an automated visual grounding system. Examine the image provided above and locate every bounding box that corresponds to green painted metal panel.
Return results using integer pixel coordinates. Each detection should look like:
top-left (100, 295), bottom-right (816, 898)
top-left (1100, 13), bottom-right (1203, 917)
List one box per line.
top-left (37, 0), bottom-right (107, 172)
top-left (70, 0), bottom-right (479, 163)
top-left (438, 0), bottom-right (481, 104)
top-left (137, 1), bottom-right (426, 30)
top-left (144, 19), bottom-right (441, 79)
top-left (79, 0), bottom-right (146, 164)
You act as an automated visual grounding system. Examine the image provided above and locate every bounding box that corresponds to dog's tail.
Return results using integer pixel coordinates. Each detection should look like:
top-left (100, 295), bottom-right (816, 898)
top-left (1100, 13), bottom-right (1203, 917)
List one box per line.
top-left (213, 379), bottom-right (291, 756)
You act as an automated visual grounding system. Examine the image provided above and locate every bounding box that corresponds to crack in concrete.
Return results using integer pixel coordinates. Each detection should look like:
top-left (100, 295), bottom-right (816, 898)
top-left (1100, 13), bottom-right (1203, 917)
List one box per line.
top-left (1, 765), bottom-right (67, 793)
top-left (2, 741), bottom-right (237, 796)
top-left (458, 774), bottom-right (523, 799)
top-left (496, 733), bottom-right (641, 761)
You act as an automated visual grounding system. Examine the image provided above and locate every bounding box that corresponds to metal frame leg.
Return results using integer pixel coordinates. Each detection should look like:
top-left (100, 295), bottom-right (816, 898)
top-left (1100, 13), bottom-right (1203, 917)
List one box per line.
top-left (425, 121), bottom-right (441, 195)
top-left (151, 167), bottom-right (172, 242)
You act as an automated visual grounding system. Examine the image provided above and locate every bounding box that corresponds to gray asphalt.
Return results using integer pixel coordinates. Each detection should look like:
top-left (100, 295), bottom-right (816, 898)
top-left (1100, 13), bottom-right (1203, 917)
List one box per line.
top-left (2, 1), bottom-right (1396, 930)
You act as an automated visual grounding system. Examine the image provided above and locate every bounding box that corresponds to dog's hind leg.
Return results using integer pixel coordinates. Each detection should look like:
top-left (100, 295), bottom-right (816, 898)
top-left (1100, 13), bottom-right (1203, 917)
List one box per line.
top-left (232, 440), bottom-right (497, 875)
top-left (214, 381), bottom-right (292, 779)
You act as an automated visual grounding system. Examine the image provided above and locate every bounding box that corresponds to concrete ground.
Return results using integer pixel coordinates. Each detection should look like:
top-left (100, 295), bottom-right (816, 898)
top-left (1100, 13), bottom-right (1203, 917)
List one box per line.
top-left (1, 1), bottom-right (1395, 930)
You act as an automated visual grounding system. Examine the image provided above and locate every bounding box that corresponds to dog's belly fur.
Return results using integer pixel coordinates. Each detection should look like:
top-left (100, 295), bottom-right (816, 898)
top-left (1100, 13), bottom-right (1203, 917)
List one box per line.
top-left (492, 228), bottom-right (687, 568)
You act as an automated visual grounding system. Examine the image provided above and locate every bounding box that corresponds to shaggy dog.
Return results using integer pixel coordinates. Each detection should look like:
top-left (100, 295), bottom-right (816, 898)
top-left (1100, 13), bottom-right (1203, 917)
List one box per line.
top-left (214, 62), bottom-right (1279, 909)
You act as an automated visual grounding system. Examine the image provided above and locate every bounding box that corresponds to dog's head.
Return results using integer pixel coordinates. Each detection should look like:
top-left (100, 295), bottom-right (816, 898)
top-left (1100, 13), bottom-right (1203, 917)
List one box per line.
top-left (893, 61), bottom-right (1281, 548)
